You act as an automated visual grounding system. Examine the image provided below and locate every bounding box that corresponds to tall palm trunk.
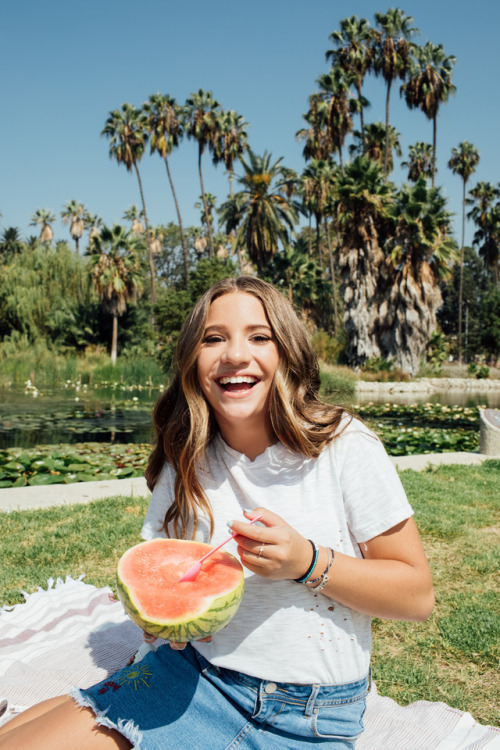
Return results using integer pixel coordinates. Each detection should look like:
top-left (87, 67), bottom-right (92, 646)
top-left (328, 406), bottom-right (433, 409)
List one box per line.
top-left (198, 148), bottom-right (215, 258)
top-left (111, 314), bottom-right (118, 365)
top-left (326, 221), bottom-right (339, 336)
top-left (457, 177), bottom-right (466, 363)
top-left (431, 116), bottom-right (437, 188)
top-left (133, 163), bottom-right (156, 306)
top-left (383, 79), bottom-right (392, 178)
top-left (356, 82), bottom-right (366, 153)
top-left (164, 156), bottom-right (189, 281)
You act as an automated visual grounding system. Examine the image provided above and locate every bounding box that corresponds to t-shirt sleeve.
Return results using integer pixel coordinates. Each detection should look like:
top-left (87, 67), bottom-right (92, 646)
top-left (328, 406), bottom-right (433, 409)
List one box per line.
top-left (334, 418), bottom-right (414, 543)
top-left (140, 462), bottom-right (175, 540)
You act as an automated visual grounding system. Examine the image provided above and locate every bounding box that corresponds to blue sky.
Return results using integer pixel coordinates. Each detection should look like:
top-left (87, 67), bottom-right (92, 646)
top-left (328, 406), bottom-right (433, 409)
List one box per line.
top-left (1, 0), bottom-right (498, 249)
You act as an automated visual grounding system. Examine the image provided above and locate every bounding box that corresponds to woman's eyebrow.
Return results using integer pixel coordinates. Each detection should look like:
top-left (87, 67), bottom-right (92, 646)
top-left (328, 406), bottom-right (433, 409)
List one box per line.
top-left (203, 323), bottom-right (273, 333)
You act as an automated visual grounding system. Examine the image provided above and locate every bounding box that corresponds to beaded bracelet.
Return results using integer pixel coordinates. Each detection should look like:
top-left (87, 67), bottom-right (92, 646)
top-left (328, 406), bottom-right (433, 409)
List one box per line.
top-left (293, 540), bottom-right (319, 583)
top-left (307, 547), bottom-right (335, 591)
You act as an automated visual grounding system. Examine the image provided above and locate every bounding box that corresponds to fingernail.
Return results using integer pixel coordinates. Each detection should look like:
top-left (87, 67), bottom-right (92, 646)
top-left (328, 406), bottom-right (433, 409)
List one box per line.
top-left (243, 508), bottom-right (253, 513)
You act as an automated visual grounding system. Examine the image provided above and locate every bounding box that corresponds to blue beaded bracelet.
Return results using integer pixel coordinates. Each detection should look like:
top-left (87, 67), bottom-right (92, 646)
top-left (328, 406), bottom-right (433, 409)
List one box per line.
top-left (294, 540), bottom-right (319, 583)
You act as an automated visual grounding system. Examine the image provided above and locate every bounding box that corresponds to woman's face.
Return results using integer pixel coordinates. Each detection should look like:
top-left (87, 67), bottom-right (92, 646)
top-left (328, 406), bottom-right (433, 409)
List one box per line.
top-left (196, 292), bottom-right (279, 435)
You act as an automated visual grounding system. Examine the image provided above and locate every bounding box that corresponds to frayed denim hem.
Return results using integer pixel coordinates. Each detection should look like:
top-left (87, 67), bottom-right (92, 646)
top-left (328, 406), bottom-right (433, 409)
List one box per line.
top-left (69, 686), bottom-right (143, 748)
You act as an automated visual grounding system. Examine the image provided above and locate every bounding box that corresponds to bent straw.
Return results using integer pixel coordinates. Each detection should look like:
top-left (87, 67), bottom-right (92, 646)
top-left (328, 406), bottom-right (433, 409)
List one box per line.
top-left (177, 515), bottom-right (263, 582)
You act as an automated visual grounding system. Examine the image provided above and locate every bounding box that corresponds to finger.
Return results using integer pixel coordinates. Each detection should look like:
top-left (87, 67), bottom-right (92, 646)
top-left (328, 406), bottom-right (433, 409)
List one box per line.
top-left (169, 641), bottom-right (187, 650)
top-left (143, 632), bottom-right (157, 643)
top-left (197, 636), bottom-right (213, 643)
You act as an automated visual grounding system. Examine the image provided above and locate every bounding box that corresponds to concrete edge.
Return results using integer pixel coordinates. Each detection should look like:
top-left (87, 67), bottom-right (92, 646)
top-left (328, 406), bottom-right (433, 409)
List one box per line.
top-left (0, 454), bottom-right (499, 513)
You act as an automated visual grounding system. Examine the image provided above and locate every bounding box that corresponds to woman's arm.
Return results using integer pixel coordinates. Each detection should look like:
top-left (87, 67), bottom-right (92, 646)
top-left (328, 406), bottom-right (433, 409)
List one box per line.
top-left (230, 509), bottom-right (434, 623)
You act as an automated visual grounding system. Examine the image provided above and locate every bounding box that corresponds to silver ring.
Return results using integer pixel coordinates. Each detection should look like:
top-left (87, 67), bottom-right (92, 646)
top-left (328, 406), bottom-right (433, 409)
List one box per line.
top-left (258, 544), bottom-right (265, 558)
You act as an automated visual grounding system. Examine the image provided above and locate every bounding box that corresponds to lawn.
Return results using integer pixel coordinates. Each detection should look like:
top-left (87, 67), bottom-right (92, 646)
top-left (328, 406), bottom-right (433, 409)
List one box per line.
top-left (1, 461), bottom-right (499, 726)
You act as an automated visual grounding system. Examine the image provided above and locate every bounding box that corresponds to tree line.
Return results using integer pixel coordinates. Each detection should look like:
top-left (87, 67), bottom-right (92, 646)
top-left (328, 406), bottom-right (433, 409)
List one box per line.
top-left (1, 7), bottom-right (499, 374)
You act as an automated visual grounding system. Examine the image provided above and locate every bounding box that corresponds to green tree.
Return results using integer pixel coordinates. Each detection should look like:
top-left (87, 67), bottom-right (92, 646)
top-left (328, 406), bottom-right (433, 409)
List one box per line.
top-left (316, 67), bottom-right (353, 170)
top-left (481, 287), bottom-right (500, 364)
top-left (219, 150), bottom-right (300, 273)
top-left (448, 141), bottom-right (480, 362)
top-left (214, 109), bottom-right (249, 196)
top-left (30, 208), bottom-right (56, 244)
top-left (84, 212), bottom-right (103, 241)
top-left (0, 228), bottom-right (23, 260)
top-left (349, 121), bottom-right (402, 173)
top-left (61, 200), bottom-right (86, 254)
top-left (296, 94), bottom-right (333, 162)
top-left (402, 41), bottom-right (456, 187)
top-left (325, 15), bottom-right (374, 151)
top-left (123, 205), bottom-right (145, 236)
top-left (402, 142), bottom-right (433, 182)
top-left (438, 246), bottom-right (489, 360)
top-left (334, 156), bottom-right (393, 366)
top-left (384, 177), bottom-right (458, 373)
top-left (467, 182), bottom-right (500, 286)
top-left (184, 89), bottom-right (222, 258)
top-left (89, 224), bottom-right (144, 364)
top-left (101, 103), bottom-right (156, 304)
top-left (373, 8), bottom-right (418, 178)
top-left (143, 93), bottom-right (189, 281)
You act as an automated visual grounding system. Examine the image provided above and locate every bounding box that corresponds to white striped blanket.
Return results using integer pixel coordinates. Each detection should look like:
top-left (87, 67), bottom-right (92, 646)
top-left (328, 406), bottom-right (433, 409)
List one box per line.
top-left (1, 577), bottom-right (498, 749)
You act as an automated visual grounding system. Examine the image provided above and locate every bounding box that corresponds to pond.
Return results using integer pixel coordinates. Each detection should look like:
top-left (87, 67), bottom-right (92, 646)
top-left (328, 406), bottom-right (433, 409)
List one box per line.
top-left (0, 384), bottom-right (160, 451)
top-left (0, 382), bottom-right (497, 451)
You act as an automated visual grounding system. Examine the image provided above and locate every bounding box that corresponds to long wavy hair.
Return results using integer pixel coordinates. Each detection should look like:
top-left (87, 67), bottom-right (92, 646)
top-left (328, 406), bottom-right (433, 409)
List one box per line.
top-left (145, 276), bottom-right (349, 538)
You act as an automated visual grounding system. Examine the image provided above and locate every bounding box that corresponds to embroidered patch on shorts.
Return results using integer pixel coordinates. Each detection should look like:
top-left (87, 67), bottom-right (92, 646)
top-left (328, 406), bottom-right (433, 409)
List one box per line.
top-left (118, 663), bottom-right (153, 690)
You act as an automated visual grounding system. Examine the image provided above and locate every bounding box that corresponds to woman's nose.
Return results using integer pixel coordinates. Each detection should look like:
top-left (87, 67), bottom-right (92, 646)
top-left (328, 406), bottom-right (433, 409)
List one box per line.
top-left (221, 337), bottom-right (250, 364)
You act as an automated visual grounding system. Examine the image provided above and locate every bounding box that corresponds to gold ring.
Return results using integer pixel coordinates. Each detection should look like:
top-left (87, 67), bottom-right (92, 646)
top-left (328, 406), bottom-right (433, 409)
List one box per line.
top-left (258, 544), bottom-right (265, 558)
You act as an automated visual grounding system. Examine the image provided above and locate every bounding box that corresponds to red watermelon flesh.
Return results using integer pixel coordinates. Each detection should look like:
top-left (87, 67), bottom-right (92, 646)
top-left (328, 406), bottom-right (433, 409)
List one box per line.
top-left (116, 539), bottom-right (245, 641)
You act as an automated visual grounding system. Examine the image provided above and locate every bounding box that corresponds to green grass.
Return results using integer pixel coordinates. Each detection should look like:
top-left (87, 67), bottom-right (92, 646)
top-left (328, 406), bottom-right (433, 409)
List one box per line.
top-left (1, 462), bottom-right (499, 726)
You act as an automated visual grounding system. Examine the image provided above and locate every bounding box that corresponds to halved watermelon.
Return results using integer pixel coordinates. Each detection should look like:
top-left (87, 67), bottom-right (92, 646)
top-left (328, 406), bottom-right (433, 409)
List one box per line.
top-left (116, 539), bottom-right (244, 642)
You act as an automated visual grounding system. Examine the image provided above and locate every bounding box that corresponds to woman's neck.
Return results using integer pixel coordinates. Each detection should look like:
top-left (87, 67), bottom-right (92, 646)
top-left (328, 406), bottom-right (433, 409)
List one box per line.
top-left (217, 420), bottom-right (277, 461)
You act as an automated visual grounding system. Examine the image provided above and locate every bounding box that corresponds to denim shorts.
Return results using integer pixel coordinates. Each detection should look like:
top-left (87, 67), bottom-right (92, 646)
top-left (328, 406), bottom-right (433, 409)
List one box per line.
top-left (72, 644), bottom-right (369, 749)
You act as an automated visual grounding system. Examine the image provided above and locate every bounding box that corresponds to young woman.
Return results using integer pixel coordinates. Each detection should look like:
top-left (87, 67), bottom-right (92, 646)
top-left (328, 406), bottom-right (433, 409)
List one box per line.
top-left (0, 276), bottom-right (434, 750)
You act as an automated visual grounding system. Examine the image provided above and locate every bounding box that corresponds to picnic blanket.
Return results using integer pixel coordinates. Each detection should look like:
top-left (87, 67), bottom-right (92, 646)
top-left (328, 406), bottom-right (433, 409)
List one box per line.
top-left (1, 577), bottom-right (499, 749)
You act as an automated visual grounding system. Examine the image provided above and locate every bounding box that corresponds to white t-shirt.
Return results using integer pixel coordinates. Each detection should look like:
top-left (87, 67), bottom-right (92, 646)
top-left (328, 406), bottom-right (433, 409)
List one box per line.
top-left (141, 418), bottom-right (413, 685)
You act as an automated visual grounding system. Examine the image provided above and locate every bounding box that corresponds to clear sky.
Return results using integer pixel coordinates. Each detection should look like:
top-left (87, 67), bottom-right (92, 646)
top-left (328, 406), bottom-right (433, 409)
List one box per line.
top-left (1, 0), bottom-right (498, 249)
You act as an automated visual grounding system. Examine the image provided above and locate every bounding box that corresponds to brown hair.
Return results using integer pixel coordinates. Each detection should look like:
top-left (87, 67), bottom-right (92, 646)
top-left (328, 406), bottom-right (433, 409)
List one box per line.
top-left (145, 276), bottom-right (349, 538)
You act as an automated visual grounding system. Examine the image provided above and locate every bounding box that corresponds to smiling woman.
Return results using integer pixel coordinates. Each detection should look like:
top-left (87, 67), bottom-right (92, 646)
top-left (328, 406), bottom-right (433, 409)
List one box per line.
top-left (0, 277), bottom-right (434, 750)
top-left (196, 292), bottom-right (279, 460)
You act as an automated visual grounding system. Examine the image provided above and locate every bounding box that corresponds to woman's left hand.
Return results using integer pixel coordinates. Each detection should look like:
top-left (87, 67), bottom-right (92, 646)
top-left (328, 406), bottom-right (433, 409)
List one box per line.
top-left (228, 508), bottom-right (313, 581)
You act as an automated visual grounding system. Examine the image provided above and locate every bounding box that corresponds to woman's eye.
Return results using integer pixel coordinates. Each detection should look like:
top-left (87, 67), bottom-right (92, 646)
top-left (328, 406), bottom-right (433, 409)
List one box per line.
top-left (202, 335), bottom-right (224, 344)
top-left (251, 336), bottom-right (272, 344)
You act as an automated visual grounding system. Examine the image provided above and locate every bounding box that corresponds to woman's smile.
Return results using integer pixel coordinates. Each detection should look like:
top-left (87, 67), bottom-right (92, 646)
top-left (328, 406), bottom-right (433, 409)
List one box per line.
top-left (197, 292), bottom-right (279, 442)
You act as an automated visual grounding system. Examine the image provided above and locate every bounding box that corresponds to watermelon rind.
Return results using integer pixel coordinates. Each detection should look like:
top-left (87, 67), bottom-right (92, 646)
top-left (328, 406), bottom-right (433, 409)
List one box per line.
top-left (116, 539), bottom-right (245, 642)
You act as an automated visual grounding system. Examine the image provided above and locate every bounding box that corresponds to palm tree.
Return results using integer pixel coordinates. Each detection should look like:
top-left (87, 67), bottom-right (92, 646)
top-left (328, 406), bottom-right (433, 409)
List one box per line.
top-left (184, 89), bottom-right (222, 258)
top-left (84, 212), bottom-right (104, 240)
top-left (30, 208), bottom-right (56, 243)
top-left (325, 15), bottom-right (374, 151)
top-left (374, 8), bottom-right (418, 178)
top-left (61, 200), bottom-right (85, 253)
top-left (101, 103), bottom-right (156, 304)
top-left (333, 156), bottom-right (394, 366)
top-left (214, 109), bottom-right (249, 195)
top-left (402, 42), bottom-right (456, 187)
top-left (467, 182), bottom-right (500, 287)
top-left (384, 178), bottom-right (457, 373)
top-left (402, 142), bottom-right (434, 182)
top-left (143, 93), bottom-right (189, 281)
top-left (296, 94), bottom-right (334, 164)
top-left (123, 205), bottom-right (145, 236)
top-left (218, 150), bottom-right (300, 273)
top-left (0, 227), bottom-right (23, 260)
top-left (349, 121), bottom-right (402, 173)
top-left (448, 142), bottom-right (480, 362)
top-left (89, 224), bottom-right (143, 364)
top-left (316, 67), bottom-right (353, 171)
